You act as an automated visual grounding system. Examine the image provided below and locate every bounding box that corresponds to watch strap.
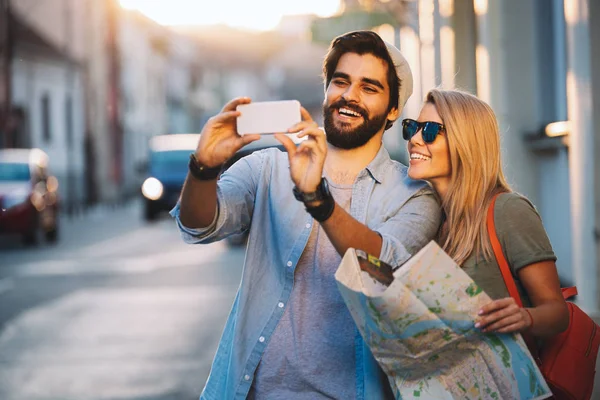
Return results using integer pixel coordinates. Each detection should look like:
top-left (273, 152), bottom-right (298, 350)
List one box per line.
top-left (188, 153), bottom-right (222, 181)
top-left (305, 195), bottom-right (335, 222)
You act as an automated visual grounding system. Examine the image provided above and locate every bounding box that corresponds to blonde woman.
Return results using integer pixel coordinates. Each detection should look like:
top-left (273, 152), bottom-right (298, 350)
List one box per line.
top-left (404, 88), bottom-right (568, 337)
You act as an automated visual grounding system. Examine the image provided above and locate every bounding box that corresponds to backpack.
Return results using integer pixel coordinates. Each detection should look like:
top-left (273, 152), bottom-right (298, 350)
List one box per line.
top-left (487, 193), bottom-right (600, 400)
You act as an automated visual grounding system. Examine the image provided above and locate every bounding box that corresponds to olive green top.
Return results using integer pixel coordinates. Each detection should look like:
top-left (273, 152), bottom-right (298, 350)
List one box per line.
top-left (459, 192), bottom-right (556, 305)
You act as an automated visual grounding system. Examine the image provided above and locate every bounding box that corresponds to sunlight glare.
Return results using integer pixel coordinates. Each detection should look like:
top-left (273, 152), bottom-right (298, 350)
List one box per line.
top-left (119, 0), bottom-right (341, 31)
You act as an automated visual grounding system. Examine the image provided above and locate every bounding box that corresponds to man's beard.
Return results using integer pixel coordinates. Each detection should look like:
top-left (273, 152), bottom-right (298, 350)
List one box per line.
top-left (323, 99), bottom-right (389, 150)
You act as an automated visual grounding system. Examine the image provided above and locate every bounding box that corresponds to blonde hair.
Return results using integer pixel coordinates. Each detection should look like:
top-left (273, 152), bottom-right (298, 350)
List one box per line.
top-left (426, 89), bottom-right (511, 265)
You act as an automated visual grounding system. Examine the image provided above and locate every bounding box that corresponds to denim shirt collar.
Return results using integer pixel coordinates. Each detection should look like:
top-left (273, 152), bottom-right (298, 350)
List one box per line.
top-left (362, 143), bottom-right (391, 184)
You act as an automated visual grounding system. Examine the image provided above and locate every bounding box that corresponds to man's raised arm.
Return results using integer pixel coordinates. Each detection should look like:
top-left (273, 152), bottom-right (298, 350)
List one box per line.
top-left (178, 97), bottom-right (260, 229)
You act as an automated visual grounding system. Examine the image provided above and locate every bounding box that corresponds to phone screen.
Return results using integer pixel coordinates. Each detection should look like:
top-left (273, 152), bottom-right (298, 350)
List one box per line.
top-left (236, 100), bottom-right (301, 135)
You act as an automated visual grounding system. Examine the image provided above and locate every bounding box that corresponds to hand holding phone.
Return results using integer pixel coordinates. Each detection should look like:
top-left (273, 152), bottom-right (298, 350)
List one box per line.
top-left (236, 100), bottom-right (301, 135)
top-left (194, 97), bottom-right (261, 167)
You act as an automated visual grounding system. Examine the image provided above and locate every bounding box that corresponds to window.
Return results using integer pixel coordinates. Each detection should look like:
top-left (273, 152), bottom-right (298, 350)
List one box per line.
top-left (41, 94), bottom-right (52, 142)
top-left (0, 162), bottom-right (30, 181)
top-left (65, 95), bottom-right (73, 148)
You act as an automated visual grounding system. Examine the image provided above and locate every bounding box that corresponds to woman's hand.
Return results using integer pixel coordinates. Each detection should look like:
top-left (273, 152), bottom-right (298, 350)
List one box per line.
top-left (274, 107), bottom-right (327, 193)
top-left (475, 297), bottom-right (533, 334)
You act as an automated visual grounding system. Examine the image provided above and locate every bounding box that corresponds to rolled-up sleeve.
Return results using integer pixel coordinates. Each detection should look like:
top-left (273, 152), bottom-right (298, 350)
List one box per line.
top-left (376, 189), bottom-right (441, 267)
top-left (169, 150), bottom-right (265, 244)
top-left (169, 202), bottom-right (219, 244)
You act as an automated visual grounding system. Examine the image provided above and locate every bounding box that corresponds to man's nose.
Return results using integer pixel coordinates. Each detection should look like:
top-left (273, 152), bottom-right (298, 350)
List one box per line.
top-left (342, 84), bottom-right (360, 103)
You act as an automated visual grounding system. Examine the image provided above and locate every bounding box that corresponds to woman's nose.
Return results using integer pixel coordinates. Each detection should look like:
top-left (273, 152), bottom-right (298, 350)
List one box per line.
top-left (409, 128), bottom-right (425, 145)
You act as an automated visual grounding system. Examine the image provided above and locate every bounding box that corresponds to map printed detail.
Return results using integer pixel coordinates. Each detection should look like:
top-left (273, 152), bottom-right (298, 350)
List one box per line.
top-left (335, 241), bottom-right (551, 400)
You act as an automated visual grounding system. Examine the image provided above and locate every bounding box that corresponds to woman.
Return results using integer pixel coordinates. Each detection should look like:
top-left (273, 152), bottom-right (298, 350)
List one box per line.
top-left (403, 88), bottom-right (568, 337)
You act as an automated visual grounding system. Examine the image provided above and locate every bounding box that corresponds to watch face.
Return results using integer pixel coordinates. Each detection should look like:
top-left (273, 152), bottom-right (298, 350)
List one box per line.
top-left (321, 178), bottom-right (331, 197)
top-left (293, 177), bottom-right (330, 203)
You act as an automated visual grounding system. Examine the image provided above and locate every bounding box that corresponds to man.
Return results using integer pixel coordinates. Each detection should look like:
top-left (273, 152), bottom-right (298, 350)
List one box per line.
top-left (172, 30), bottom-right (441, 399)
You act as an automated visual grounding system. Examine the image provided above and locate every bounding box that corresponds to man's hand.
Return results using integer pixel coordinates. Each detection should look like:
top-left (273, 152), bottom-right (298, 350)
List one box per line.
top-left (274, 107), bottom-right (327, 193)
top-left (195, 97), bottom-right (261, 167)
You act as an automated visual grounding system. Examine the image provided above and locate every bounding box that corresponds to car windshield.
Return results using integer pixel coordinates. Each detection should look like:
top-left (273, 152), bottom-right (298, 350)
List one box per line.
top-left (150, 150), bottom-right (190, 173)
top-left (0, 162), bottom-right (30, 181)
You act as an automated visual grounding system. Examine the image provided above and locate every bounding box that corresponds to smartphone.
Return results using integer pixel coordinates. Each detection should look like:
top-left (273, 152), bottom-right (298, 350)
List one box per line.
top-left (236, 100), bottom-right (301, 135)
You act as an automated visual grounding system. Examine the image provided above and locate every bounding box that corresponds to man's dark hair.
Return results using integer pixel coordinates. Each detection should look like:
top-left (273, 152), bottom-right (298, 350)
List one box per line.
top-left (323, 30), bottom-right (400, 122)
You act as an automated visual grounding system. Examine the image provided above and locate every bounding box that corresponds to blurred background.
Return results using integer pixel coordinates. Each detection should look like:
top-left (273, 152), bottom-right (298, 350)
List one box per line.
top-left (0, 0), bottom-right (599, 399)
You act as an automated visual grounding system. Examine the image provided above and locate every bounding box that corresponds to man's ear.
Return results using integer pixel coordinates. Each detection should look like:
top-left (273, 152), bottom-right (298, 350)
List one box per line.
top-left (386, 107), bottom-right (400, 122)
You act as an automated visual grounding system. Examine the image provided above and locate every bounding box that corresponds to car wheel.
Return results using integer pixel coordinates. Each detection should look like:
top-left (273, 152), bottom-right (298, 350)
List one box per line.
top-left (145, 202), bottom-right (158, 221)
top-left (45, 226), bottom-right (59, 243)
top-left (22, 227), bottom-right (39, 246)
top-left (43, 208), bottom-right (59, 244)
top-left (22, 211), bottom-right (40, 246)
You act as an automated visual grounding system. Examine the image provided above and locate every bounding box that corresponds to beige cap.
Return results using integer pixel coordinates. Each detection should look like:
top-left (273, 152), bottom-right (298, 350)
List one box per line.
top-left (384, 41), bottom-right (413, 115)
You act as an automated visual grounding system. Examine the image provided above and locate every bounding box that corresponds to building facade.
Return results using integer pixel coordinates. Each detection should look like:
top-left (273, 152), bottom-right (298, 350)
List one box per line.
top-left (8, 1), bottom-right (87, 213)
top-left (5, 0), bottom-right (210, 206)
top-left (119, 10), bottom-right (169, 198)
top-left (8, 0), bottom-right (121, 208)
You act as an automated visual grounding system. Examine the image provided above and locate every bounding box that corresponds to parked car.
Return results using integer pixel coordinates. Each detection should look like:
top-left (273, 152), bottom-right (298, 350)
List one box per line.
top-left (141, 133), bottom-right (286, 226)
top-left (0, 148), bottom-right (59, 245)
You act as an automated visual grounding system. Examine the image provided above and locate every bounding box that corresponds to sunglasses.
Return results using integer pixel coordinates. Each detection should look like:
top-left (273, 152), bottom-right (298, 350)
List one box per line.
top-left (402, 118), bottom-right (445, 143)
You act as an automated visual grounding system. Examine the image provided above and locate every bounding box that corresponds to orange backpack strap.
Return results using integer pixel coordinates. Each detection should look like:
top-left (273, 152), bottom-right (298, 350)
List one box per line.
top-left (486, 194), bottom-right (523, 307)
top-left (486, 193), bottom-right (539, 355)
top-left (561, 286), bottom-right (577, 300)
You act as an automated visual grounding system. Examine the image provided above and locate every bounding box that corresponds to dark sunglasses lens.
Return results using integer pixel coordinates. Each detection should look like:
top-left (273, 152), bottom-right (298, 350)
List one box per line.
top-left (403, 120), bottom-right (418, 140)
top-left (422, 122), bottom-right (441, 143)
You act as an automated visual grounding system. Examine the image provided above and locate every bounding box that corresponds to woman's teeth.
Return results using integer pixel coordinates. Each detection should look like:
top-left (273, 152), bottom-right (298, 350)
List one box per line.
top-left (410, 153), bottom-right (431, 161)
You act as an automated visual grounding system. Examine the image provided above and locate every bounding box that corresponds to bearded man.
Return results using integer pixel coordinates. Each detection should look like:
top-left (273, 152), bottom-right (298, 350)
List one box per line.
top-left (172, 30), bottom-right (441, 400)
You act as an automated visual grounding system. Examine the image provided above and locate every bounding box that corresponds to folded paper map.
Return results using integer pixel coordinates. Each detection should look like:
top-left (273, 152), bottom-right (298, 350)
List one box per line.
top-left (335, 241), bottom-right (551, 400)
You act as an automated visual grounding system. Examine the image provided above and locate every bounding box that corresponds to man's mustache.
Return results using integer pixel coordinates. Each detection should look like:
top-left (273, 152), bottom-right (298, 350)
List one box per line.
top-left (327, 99), bottom-right (368, 119)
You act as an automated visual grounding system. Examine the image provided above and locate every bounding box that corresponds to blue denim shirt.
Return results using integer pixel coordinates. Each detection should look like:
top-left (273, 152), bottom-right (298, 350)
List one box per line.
top-left (170, 145), bottom-right (441, 400)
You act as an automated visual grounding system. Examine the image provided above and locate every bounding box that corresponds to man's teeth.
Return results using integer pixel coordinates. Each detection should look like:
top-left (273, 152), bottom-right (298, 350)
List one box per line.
top-left (410, 153), bottom-right (431, 161)
top-left (339, 107), bottom-right (361, 117)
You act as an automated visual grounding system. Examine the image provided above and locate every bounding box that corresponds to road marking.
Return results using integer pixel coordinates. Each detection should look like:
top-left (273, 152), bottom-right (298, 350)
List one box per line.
top-left (0, 278), bottom-right (14, 295)
top-left (79, 223), bottom-right (176, 258)
top-left (14, 242), bottom-right (233, 277)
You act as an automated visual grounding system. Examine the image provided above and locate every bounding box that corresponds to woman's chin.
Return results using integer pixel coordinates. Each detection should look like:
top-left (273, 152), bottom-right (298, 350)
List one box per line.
top-left (407, 168), bottom-right (425, 181)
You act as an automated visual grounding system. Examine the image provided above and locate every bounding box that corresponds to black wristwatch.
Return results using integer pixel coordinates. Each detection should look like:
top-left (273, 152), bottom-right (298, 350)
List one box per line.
top-left (293, 177), bottom-right (335, 222)
top-left (188, 153), bottom-right (222, 181)
top-left (293, 177), bottom-right (331, 203)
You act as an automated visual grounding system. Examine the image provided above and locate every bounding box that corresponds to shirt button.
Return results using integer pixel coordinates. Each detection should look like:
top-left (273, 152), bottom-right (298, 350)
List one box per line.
top-left (286, 261), bottom-right (292, 267)
top-left (259, 336), bottom-right (265, 343)
top-left (244, 374), bottom-right (250, 381)
top-left (278, 302), bottom-right (284, 308)
top-left (305, 223), bottom-right (311, 229)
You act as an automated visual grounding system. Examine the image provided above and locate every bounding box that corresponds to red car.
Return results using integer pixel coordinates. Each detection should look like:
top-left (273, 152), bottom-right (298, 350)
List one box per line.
top-left (0, 148), bottom-right (59, 245)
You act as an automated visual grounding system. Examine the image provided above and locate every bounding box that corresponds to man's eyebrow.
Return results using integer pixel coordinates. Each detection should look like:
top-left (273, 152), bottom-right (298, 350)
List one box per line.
top-left (332, 72), bottom-right (350, 80)
top-left (332, 72), bottom-right (385, 90)
top-left (362, 77), bottom-right (385, 90)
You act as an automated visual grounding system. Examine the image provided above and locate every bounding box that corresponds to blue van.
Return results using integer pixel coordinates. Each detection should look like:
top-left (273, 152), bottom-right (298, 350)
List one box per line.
top-left (141, 133), bottom-right (285, 222)
top-left (141, 134), bottom-right (199, 221)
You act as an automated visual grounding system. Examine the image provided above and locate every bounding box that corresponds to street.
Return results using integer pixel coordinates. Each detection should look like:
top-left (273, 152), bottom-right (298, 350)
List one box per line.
top-left (0, 200), bottom-right (244, 400)
top-left (2, 200), bottom-right (600, 400)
